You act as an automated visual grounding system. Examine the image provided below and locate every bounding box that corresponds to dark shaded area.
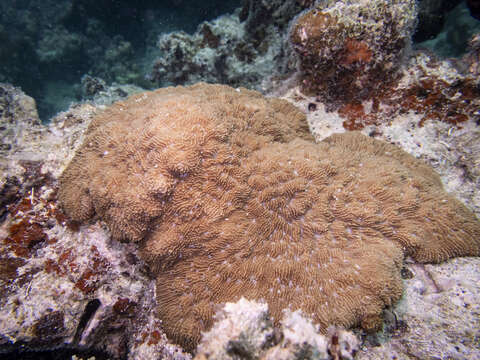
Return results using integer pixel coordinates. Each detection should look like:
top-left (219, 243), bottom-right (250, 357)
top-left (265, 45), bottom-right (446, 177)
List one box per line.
top-left (413, 0), bottom-right (463, 42)
top-left (0, 0), bottom-right (241, 121)
top-left (467, 0), bottom-right (480, 19)
top-left (0, 346), bottom-right (111, 360)
top-left (72, 299), bottom-right (102, 345)
top-left (33, 312), bottom-right (66, 342)
top-left (415, 1), bottom-right (480, 58)
top-left (2, 301), bottom-right (104, 359)
top-left (0, 177), bottom-right (21, 220)
top-left (68, 0), bottom-right (240, 36)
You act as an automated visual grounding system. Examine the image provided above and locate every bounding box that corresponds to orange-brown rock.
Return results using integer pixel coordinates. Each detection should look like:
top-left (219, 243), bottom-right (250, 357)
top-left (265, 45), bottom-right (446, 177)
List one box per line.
top-left (58, 83), bottom-right (480, 350)
top-left (289, 0), bottom-right (417, 107)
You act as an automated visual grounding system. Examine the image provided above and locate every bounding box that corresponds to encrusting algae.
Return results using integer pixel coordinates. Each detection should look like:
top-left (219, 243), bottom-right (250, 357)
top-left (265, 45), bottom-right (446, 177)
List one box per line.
top-left (58, 83), bottom-right (480, 350)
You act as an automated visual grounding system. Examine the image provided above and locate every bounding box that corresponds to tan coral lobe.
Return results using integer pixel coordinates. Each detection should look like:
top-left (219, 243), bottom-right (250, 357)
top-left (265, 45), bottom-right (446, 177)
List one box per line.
top-left (58, 83), bottom-right (480, 350)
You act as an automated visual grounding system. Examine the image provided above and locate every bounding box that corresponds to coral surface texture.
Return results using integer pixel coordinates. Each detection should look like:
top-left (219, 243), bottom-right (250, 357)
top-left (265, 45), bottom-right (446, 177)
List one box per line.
top-left (58, 83), bottom-right (480, 350)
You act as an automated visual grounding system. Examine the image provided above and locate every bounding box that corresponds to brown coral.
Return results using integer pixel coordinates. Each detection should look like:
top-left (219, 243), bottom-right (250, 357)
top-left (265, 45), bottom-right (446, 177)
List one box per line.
top-left (58, 83), bottom-right (480, 350)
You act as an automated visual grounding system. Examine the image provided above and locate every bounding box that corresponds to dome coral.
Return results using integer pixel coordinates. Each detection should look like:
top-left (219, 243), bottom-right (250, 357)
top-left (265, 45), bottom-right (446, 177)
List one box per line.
top-left (58, 83), bottom-right (480, 350)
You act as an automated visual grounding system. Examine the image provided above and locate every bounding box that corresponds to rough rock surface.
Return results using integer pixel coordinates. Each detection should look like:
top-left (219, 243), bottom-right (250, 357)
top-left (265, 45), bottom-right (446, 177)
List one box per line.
top-left (0, 85), bottom-right (191, 359)
top-left (463, 34), bottom-right (480, 80)
top-left (149, 0), bottom-right (306, 91)
top-left (289, 0), bottom-right (417, 106)
top-left (356, 257), bottom-right (480, 360)
top-left (58, 83), bottom-right (480, 350)
top-left (0, 83), bottom-right (41, 153)
top-left (194, 298), bottom-right (359, 360)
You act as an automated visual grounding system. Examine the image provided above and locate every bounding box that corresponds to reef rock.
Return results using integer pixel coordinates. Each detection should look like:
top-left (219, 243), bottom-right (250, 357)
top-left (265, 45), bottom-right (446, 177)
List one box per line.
top-left (194, 298), bottom-right (360, 360)
top-left (149, 1), bottom-right (305, 91)
top-left (0, 90), bottom-right (191, 360)
top-left (289, 0), bottom-right (417, 106)
top-left (0, 83), bottom-right (41, 153)
top-left (58, 83), bottom-right (480, 350)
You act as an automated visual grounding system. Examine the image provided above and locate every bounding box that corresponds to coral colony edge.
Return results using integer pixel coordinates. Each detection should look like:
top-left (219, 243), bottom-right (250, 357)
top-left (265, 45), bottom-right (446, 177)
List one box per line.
top-left (58, 83), bottom-right (480, 351)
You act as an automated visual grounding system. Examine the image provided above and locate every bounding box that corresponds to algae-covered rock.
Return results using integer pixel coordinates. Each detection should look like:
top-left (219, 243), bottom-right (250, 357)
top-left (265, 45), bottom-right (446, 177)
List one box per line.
top-left (290, 0), bottom-right (417, 106)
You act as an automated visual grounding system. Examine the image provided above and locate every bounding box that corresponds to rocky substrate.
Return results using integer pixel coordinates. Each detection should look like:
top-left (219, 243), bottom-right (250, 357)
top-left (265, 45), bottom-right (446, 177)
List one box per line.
top-left (0, 82), bottom-right (479, 359)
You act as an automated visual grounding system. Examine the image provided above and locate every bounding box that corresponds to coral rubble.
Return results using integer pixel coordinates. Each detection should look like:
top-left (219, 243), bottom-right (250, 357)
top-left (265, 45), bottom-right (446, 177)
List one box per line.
top-left (194, 298), bottom-right (359, 360)
top-left (58, 83), bottom-right (480, 350)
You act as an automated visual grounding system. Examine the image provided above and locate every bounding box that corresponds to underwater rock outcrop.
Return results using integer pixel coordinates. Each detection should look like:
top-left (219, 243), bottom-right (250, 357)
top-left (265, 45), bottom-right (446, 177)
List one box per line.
top-left (58, 83), bottom-right (480, 350)
top-left (149, 1), bottom-right (306, 91)
top-left (289, 0), bottom-right (417, 106)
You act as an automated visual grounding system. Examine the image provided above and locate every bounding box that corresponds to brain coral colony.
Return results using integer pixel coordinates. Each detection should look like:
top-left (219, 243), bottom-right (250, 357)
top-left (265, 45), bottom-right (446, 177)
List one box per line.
top-left (58, 83), bottom-right (480, 350)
